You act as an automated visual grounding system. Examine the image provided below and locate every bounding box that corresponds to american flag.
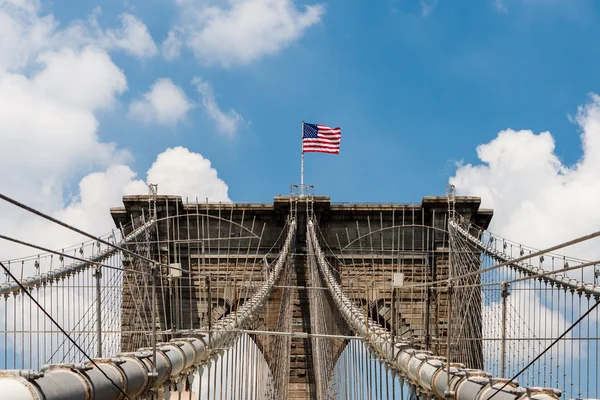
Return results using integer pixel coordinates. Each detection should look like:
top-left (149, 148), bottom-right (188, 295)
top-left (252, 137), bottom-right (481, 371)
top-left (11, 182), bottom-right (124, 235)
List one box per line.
top-left (302, 123), bottom-right (342, 154)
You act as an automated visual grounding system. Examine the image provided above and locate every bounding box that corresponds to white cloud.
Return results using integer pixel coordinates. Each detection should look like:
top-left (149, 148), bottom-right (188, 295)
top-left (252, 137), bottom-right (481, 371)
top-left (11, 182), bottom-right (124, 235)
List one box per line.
top-left (170, 0), bottom-right (325, 66)
top-left (0, 1), bottom-right (156, 72)
top-left (1, 147), bottom-right (231, 261)
top-left (103, 13), bottom-right (158, 58)
top-left (0, 0), bottom-right (57, 71)
top-left (60, 11), bottom-right (157, 59)
top-left (0, 53), bottom-right (130, 213)
top-left (0, 44), bottom-right (131, 259)
top-left (129, 78), bottom-right (192, 125)
top-left (0, 1), bottom-right (138, 262)
top-left (146, 147), bottom-right (231, 202)
top-left (33, 47), bottom-right (128, 111)
top-left (56, 165), bottom-right (148, 234)
top-left (57, 147), bottom-right (232, 235)
top-left (193, 77), bottom-right (243, 135)
top-left (131, 77), bottom-right (242, 132)
top-left (0, 3), bottom-right (233, 373)
top-left (449, 95), bottom-right (600, 384)
top-left (0, 1), bottom-right (230, 261)
top-left (450, 93), bottom-right (600, 276)
top-left (162, 29), bottom-right (183, 60)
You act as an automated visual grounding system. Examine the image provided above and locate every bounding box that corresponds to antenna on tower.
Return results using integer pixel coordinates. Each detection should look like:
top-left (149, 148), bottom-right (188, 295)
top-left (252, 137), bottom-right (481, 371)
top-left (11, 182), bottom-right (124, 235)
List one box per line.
top-left (446, 184), bottom-right (456, 221)
top-left (148, 183), bottom-right (158, 221)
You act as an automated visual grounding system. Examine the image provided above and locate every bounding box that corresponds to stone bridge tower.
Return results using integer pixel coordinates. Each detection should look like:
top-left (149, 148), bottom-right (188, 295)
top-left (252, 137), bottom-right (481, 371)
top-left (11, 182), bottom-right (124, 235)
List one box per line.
top-left (110, 193), bottom-right (492, 399)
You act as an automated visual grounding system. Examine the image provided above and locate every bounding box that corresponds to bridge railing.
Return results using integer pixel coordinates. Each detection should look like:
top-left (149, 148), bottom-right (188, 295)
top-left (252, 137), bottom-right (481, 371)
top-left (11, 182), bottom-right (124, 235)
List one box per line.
top-left (451, 215), bottom-right (600, 297)
top-left (0, 215), bottom-right (153, 371)
top-left (0, 216), bottom-right (296, 399)
top-left (307, 218), bottom-right (562, 400)
top-left (449, 213), bottom-right (600, 399)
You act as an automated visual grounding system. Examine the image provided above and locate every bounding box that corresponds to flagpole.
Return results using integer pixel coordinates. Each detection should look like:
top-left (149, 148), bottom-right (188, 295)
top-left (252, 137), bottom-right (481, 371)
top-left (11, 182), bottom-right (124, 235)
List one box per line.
top-left (301, 121), bottom-right (304, 190)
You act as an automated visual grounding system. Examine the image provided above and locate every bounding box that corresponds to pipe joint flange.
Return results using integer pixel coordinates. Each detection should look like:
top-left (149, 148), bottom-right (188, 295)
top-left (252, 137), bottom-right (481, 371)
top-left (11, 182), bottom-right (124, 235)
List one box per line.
top-left (454, 370), bottom-right (467, 378)
top-left (5, 370), bottom-right (45, 380)
top-left (121, 350), bottom-right (152, 360)
top-left (138, 347), bottom-right (156, 353)
top-left (514, 387), bottom-right (561, 400)
top-left (444, 390), bottom-right (455, 399)
top-left (42, 363), bottom-right (92, 372)
top-left (414, 352), bottom-right (431, 361)
top-left (108, 358), bottom-right (126, 366)
top-left (464, 369), bottom-right (491, 378)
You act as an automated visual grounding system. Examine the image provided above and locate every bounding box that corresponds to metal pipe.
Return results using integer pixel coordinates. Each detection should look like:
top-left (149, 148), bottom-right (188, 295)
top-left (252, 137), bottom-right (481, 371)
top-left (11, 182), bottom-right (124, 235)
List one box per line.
top-left (207, 276), bottom-right (213, 348)
top-left (500, 282), bottom-right (509, 378)
top-left (33, 366), bottom-right (94, 400)
top-left (150, 264), bottom-right (158, 382)
top-left (237, 329), bottom-right (361, 340)
top-left (95, 267), bottom-right (102, 358)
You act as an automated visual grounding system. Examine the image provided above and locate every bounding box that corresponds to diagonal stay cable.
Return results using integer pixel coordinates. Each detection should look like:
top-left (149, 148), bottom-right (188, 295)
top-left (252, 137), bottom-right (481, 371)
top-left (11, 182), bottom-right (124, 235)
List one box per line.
top-left (0, 233), bottom-right (151, 276)
top-left (403, 222), bottom-right (600, 290)
top-left (488, 297), bottom-right (600, 400)
top-left (51, 270), bottom-right (123, 364)
top-left (448, 258), bottom-right (600, 290)
top-left (0, 260), bottom-right (130, 399)
top-left (447, 221), bottom-right (600, 284)
top-left (0, 192), bottom-right (157, 265)
top-left (0, 192), bottom-right (196, 276)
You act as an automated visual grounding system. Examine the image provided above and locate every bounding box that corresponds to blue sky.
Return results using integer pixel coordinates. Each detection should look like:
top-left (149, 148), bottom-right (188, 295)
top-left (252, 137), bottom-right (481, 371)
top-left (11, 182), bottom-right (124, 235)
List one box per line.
top-left (3, 2), bottom-right (600, 395)
top-left (3, 0), bottom-right (600, 246)
top-left (24, 0), bottom-right (600, 204)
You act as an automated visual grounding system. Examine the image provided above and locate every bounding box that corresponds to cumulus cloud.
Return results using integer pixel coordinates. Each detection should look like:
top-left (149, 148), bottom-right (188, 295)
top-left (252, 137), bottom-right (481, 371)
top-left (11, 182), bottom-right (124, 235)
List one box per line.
top-left (54, 147), bottom-right (231, 236)
top-left (56, 166), bottom-right (148, 234)
top-left (129, 78), bottom-right (192, 125)
top-left (0, 52), bottom-right (130, 212)
top-left (0, 2), bottom-right (232, 372)
top-left (146, 147), bottom-right (231, 202)
top-left (167, 0), bottom-right (325, 66)
top-left (0, 1), bottom-right (156, 72)
top-left (1, 147), bottom-right (231, 261)
top-left (0, 43), bottom-right (131, 257)
top-left (193, 77), bottom-right (243, 135)
top-left (0, 1), bottom-right (142, 261)
top-left (448, 95), bottom-right (600, 382)
top-left (162, 29), bottom-right (183, 60)
top-left (0, 1), bottom-right (229, 261)
top-left (450, 93), bottom-right (600, 275)
top-left (0, 0), bottom-right (57, 71)
top-left (102, 13), bottom-right (158, 58)
top-left (33, 47), bottom-right (128, 111)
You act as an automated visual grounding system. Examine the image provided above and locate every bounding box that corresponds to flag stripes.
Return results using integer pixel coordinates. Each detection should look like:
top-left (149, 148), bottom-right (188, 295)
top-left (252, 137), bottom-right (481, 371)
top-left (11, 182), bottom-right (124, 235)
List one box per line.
top-left (302, 123), bottom-right (341, 154)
